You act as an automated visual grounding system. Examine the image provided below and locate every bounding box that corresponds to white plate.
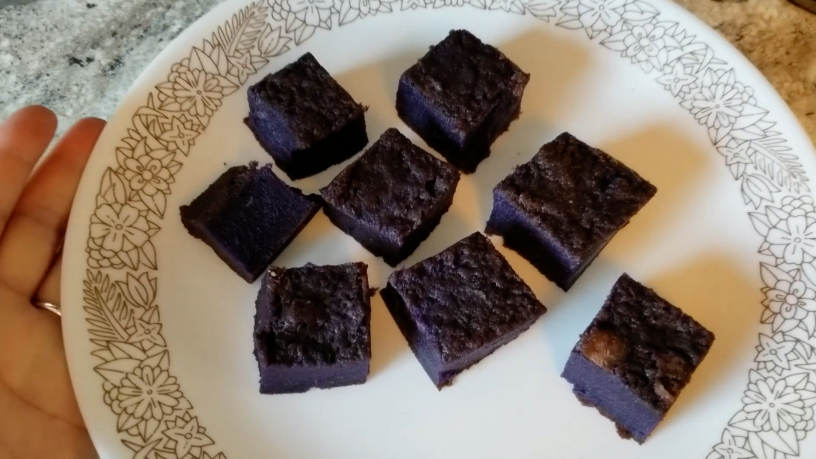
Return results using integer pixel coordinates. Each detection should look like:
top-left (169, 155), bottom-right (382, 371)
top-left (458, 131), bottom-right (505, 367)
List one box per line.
top-left (61, 1), bottom-right (816, 458)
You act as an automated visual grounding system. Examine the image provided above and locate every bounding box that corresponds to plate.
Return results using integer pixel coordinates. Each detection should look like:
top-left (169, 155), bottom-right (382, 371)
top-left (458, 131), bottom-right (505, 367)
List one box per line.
top-left (61, 0), bottom-right (816, 458)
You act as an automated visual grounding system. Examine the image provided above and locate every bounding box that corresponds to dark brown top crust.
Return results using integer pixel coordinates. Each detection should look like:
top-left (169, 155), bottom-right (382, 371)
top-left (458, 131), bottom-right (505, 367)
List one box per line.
top-left (249, 52), bottom-right (364, 146)
top-left (495, 132), bottom-right (657, 263)
top-left (388, 233), bottom-right (545, 364)
top-left (402, 30), bottom-right (529, 133)
top-left (578, 274), bottom-right (715, 412)
top-left (255, 263), bottom-right (371, 366)
top-left (321, 128), bottom-right (460, 243)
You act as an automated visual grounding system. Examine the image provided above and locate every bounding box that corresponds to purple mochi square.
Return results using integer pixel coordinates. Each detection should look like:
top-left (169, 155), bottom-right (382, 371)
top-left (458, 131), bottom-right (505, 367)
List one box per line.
top-left (381, 232), bottom-right (546, 389)
top-left (179, 162), bottom-right (321, 283)
top-left (246, 52), bottom-right (368, 180)
top-left (561, 274), bottom-right (715, 443)
top-left (320, 128), bottom-right (460, 267)
top-left (396, 30), bottom-right (529, 173)
top-left (486, 132), bottom-right (657, 291)
top-left (254, 263), bottom-right (372, 394)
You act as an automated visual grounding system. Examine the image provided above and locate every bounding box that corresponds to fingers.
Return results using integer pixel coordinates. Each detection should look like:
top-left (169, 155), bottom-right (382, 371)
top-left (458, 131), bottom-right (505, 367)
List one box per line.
top-left (0, 283), bottom-right (89, 430)
top-left (0, 380), bottom-right (95, 459)
top-left (0, 106), bottom-right (57, 239)
top-left (0, 117), bottom-right (105, 299)
top-left (34, 256), bottom-right (61, 306)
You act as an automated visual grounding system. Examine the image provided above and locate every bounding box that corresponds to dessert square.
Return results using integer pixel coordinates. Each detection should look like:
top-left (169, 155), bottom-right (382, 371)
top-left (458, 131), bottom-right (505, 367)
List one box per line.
top-left (486, 132), bottom-right (657, 291)
top-left (180, 162), bottom-right (321, 283)
top-left (253, 262), bottom-right (372, 394)
top-left (561, 274), bottom-right (715, 443)
top-left (396, 30), bottom-right (529, 173)
top-left (246, 52), bottom-right (368, 180)
top-left (381, 232), bottom-right (546, 389)
top-left (320, 128), bottom-right (460, 266)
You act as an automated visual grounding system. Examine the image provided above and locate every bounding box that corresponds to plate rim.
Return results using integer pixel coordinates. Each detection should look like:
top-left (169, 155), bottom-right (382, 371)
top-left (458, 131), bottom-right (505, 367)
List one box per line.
top-left (61, 1), bottom-right (816, 458)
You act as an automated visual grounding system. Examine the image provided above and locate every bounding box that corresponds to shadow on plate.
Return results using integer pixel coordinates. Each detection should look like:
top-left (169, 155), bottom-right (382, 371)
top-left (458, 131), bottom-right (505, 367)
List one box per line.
top-left (649, 255), bottom-right (760, 433)
top-left (369, 293), bottom-right (410, 377)
top-left (600, 124), bottom-right (710, 262)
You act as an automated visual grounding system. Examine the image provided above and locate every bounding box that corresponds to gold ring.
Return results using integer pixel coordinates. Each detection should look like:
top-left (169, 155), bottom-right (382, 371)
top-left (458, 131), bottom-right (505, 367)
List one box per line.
top-left (33, 301), bottom-right (61, 316)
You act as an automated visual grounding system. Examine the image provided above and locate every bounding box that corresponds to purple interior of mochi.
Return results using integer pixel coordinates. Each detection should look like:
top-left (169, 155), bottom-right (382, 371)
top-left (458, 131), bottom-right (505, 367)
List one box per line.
top-left (487, 190), bottom-right (578, 288)
top-left (245, 110), bottom-right (367, 180)
top-left (258, 360), bottom-right (369, 395)
top-left (397, 77), bottom-right (465, 146)
top-left (562, 350), bottom-right (663, 443)
top-left (396, 77), bottom-right (501, 174)
top-left (431, 320), bottom-right (536, 387)
top-left (487, 189), bottom-right (612, 291)
top-left (382, 253), bottom-right (542, 390)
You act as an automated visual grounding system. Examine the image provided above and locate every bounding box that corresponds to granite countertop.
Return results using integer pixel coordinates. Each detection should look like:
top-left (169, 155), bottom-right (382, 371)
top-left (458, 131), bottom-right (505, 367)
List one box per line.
top-left (0, 0), bottom-right (814, 140)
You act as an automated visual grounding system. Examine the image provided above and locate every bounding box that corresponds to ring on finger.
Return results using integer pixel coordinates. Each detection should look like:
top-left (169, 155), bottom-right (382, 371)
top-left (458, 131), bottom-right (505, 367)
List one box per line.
top-left (33, 300), bottom-right (61, 316)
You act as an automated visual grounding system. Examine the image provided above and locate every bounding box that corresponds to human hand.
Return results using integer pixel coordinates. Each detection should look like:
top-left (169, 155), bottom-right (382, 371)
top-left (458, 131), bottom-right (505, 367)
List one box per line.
top-left (0, 106), bottom-right (105, 458)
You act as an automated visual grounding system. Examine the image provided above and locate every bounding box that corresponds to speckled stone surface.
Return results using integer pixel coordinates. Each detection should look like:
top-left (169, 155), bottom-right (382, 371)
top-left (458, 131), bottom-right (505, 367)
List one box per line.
top-left (0, 0), bottom-right (222, 134)
top-left (0, 0), bottom-right (814, 141)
